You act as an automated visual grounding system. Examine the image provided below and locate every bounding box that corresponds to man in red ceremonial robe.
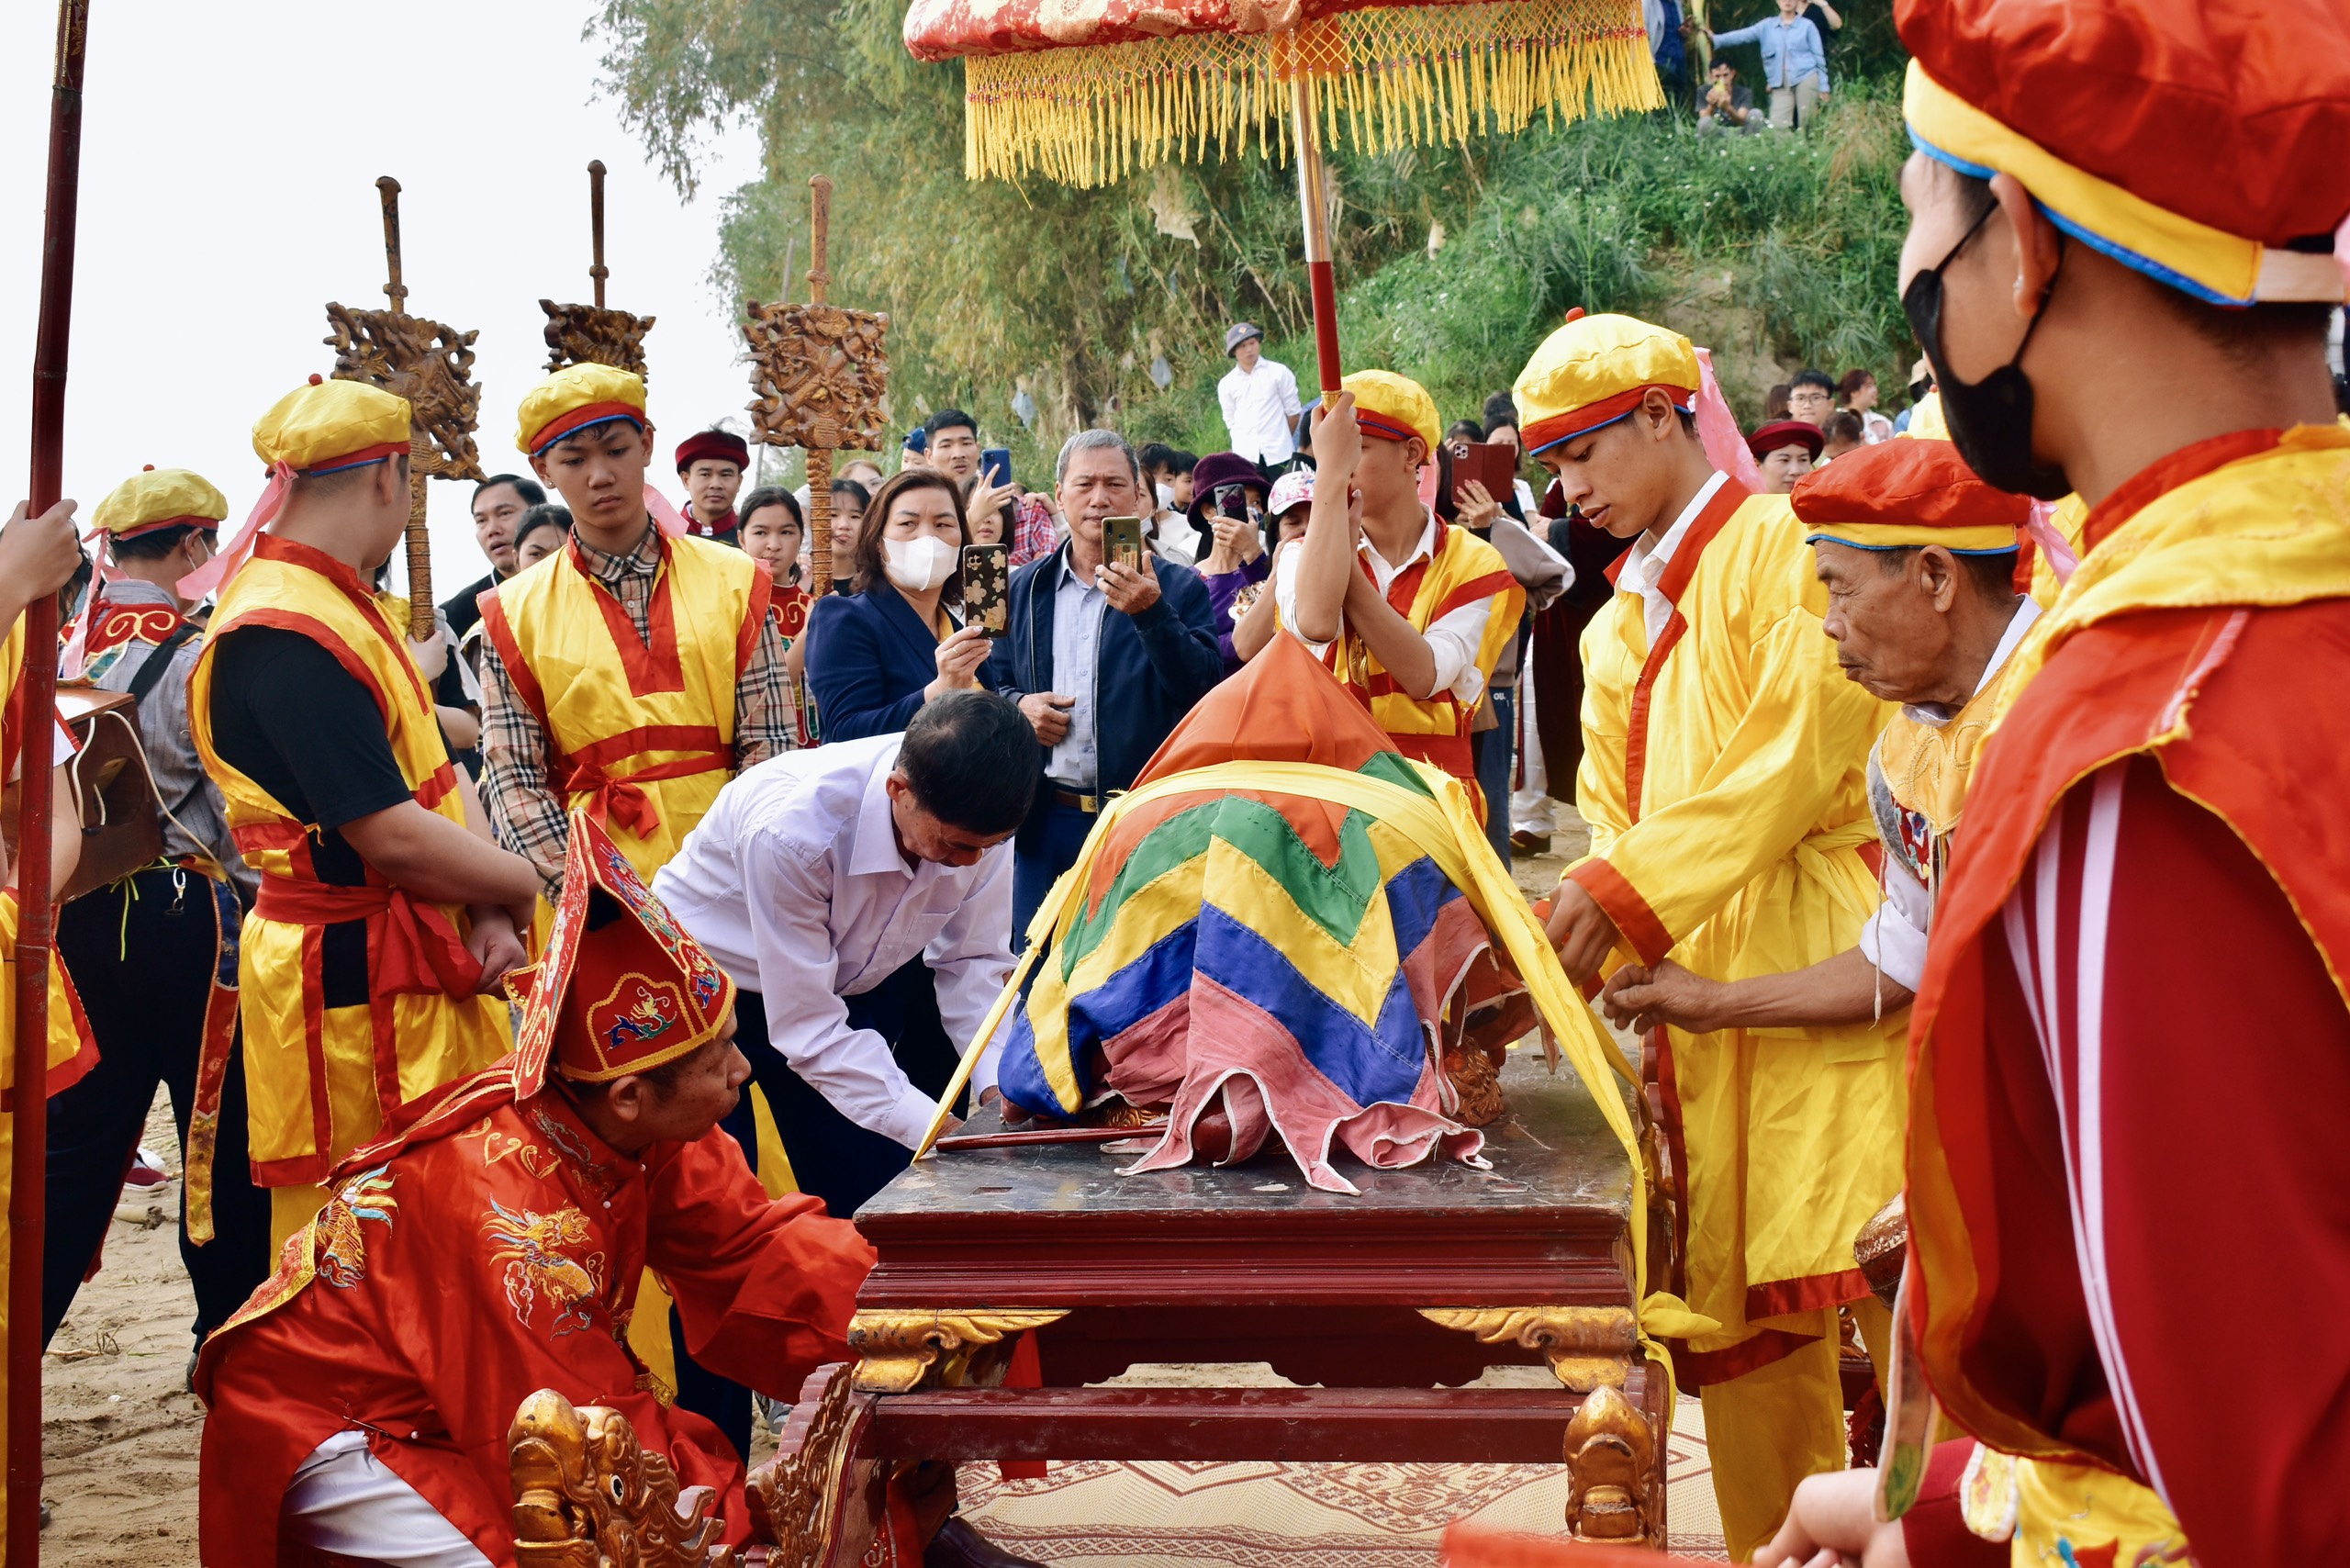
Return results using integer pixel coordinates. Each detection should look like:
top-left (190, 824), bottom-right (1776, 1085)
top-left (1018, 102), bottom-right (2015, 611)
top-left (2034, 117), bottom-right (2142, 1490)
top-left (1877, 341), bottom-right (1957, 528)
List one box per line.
top-left (1759, 1), bottom-right (2350, 1564)
top-left (195, 812), bottom-right (875, 1564)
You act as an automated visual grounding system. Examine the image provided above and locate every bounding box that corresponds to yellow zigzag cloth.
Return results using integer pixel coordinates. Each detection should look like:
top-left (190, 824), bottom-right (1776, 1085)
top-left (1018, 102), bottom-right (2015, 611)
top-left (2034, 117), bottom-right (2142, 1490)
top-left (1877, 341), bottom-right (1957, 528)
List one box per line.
top-left (905, 0), bottom-right (1662, 185)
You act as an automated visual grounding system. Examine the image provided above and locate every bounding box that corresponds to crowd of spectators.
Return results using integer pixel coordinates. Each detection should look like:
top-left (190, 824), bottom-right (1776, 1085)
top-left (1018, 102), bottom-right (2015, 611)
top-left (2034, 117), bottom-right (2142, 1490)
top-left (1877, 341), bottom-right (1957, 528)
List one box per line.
top-left (438, 323), bottom-right (1933, 938)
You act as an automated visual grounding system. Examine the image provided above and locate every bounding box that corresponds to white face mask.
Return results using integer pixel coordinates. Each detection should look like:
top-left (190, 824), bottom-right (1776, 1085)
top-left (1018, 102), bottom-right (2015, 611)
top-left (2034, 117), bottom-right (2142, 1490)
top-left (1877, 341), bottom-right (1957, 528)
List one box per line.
top-left (883, 533), bottom-right (959, 594)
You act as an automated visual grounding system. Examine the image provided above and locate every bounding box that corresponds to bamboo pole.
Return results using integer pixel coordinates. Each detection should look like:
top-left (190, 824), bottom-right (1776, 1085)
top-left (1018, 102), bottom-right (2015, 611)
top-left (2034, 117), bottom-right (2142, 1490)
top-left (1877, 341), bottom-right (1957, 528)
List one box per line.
top-left (12, 2), bottom-right (91, 1558)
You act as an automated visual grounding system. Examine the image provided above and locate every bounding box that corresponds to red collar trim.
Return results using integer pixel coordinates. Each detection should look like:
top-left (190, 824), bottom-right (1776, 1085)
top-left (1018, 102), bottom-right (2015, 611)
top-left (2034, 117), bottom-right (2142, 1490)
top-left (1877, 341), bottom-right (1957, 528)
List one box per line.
top-left (252, 532), bottom-right (368, 596)
top-left (2080, 429), bottom-right (2286, 553)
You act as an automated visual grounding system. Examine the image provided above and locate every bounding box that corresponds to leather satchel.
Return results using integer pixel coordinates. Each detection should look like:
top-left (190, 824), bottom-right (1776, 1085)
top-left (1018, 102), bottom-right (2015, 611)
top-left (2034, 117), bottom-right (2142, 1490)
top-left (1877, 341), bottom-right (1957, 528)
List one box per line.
top-left (2, 624), bottom-right (194, 903)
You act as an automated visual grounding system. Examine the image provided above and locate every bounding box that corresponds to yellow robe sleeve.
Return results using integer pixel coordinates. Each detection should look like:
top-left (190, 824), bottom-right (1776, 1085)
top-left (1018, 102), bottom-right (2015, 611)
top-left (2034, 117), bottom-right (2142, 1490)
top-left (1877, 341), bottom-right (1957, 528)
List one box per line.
top-left (1573, 602), bottom-right (1883, 965)
top-left (1572, 600), bottom-right (1633, 865)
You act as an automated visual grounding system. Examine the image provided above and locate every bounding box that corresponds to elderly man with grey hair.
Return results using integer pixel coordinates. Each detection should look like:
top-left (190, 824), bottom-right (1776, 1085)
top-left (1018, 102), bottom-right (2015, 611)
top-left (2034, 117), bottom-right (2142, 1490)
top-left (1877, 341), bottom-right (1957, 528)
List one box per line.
top-left (980, 428), bottom-right (1224, 933)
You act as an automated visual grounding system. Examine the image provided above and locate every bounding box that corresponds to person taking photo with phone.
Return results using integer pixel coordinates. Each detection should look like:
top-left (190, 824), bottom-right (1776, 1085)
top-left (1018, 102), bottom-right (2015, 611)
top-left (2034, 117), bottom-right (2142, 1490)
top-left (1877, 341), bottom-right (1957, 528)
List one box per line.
top-left (980, 430), bottom-right (1223, 933)
top-left (805, 469), bottom-right (991, 741)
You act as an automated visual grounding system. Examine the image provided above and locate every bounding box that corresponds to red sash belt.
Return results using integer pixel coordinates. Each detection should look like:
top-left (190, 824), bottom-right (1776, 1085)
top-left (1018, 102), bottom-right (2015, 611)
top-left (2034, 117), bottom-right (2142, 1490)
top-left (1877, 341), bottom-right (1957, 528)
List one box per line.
top-left (254, 875), bottom-right (485, 998)
top-left (559, 750), bottom-right (730, 839)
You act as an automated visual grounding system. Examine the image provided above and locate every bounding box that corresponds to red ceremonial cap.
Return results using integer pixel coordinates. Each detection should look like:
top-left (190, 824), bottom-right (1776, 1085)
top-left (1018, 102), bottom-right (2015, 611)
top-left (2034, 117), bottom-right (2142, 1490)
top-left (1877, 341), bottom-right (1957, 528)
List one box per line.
top-left (509, 812), bottom-right (735, 1096)
top-left (675, 427), bottom-right (751, 476)
top-left (1745, 420), bottom-right (1824, 461)
top-left (1897, 0), bottom-right (2350, 305)
top-left (1793, 437), bottom-right (2030, 554)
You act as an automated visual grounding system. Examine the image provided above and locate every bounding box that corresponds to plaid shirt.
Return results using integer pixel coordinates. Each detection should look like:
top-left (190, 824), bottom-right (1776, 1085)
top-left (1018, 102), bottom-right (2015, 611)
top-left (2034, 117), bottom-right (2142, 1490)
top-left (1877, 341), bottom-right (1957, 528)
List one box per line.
top-left (479, 523), bottom-right (793, 894)
top-left (1010, 493), bottom-right (1061, 568)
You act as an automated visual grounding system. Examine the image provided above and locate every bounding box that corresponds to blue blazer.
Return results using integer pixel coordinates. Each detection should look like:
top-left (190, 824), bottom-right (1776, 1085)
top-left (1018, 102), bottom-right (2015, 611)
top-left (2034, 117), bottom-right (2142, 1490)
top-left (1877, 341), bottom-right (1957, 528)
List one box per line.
top-left (805, 588), bottom-right (941, 741)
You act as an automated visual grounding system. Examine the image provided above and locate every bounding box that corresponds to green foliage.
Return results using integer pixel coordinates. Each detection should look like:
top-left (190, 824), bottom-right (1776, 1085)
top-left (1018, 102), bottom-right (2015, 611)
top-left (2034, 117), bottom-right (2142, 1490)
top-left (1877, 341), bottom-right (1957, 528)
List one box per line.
top-left (592, 0), bottom-right (1914, 476)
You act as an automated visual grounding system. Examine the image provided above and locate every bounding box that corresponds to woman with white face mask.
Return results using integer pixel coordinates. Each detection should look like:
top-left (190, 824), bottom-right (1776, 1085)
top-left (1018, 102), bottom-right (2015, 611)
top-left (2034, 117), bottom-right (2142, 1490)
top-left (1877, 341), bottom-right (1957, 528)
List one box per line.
top-left (803, 469), bottom-right (994, 741)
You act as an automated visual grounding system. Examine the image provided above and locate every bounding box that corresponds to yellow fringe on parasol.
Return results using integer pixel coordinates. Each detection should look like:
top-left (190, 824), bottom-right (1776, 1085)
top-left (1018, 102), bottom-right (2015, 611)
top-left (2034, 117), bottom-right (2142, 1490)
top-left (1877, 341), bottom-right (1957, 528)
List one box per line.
top-left (964, 0), bottom-right (1662, 185)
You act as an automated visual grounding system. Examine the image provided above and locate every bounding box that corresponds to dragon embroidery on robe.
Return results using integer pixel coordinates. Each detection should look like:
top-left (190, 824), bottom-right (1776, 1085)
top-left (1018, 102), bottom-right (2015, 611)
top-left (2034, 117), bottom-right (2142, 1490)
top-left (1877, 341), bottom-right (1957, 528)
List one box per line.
top-left (315, 1166), bottom-right (398, 1289)
top-left (484, 1201), bottom-right (607, 1338)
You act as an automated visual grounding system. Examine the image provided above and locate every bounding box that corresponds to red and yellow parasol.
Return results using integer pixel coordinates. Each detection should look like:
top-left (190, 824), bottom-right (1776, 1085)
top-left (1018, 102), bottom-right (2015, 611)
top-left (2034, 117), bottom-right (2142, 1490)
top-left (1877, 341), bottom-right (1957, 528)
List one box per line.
top-left (904, 0), bottom-right (1662, 398)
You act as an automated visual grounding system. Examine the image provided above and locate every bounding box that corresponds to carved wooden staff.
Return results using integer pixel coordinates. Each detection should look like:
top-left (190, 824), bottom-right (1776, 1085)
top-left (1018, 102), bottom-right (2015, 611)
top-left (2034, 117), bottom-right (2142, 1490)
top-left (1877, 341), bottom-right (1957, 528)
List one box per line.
top-left (801, 178), bottom-right (838, 593)
top-left (743, 175), bottom-right (891, 599)
top-left (13, 3), bottom-right (89, 1555)
top-left (325, 176), bottom-right (486, 641)
top-left (541, 161), bottom-right (655, 379)
top-left (378, 179), bottom-right (434, 636)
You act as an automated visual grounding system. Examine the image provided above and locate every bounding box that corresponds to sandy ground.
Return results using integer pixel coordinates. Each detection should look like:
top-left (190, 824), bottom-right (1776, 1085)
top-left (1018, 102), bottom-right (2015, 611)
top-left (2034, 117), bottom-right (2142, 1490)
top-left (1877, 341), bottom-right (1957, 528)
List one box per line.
top-left (41, 1092), bottom-right (207, 1565)
top-left (36, 823), bottom-right (1593, 1563)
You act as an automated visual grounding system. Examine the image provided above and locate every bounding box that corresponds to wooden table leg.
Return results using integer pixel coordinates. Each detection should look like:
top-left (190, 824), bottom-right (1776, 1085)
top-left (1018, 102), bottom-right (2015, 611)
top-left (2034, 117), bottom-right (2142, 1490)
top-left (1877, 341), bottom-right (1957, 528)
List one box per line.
top-left (1563, 1383), bottom-right (1663, 1547)
top-left (747, 1363), bottom-right (890, 1568)
top-left (1416, 1306), bottom-right (1668, 1546)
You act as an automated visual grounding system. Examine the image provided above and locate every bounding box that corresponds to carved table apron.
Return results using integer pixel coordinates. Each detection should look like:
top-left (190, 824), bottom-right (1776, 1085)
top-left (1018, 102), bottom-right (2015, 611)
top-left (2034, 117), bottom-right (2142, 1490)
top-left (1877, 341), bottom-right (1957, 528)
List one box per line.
top-left (753, 1052), bottom-right (1672, 1559)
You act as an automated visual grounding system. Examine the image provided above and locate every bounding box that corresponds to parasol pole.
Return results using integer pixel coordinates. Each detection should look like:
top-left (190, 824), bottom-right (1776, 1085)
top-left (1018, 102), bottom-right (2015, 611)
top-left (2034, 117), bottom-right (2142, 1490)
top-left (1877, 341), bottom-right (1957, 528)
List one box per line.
top-left (13, 2), bottom-right (91, 1557)
top-left (802, 175), bottom-right (836, 596)
top-left (376, 176), bottom-right (436, 640)
top-left (1290, 74), bottom-right (1343, 403)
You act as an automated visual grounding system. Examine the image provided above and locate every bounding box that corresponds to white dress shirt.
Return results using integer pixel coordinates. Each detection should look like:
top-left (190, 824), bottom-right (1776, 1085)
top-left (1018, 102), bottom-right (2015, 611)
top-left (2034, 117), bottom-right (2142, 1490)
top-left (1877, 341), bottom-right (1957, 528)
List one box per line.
top-left (1272, 509), bottom-right (1504, 705)
top-left (1217, 357), bottom-right (1303, 465)
top-left (1617, 470), bottom-right (1729, 648)
top-left (652, 734), bottom-right (1015, 1150)
top-left (1857, 598), bottom-right (2042, 991)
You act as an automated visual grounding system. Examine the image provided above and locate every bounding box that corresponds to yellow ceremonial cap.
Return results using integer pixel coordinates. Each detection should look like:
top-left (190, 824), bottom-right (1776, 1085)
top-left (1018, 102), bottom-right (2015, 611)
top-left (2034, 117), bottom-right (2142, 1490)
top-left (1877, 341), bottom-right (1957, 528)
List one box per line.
top-left (90, 466), bottom-right (228, 540)
top-left (516, 362), bottom-right (649, 457)
top-left (1339, 369), bottom-right (1439, 455)
top-left (1514, 313), bottom-right (1700, 456)
top-left (252, 375), bottom-right (413, 476)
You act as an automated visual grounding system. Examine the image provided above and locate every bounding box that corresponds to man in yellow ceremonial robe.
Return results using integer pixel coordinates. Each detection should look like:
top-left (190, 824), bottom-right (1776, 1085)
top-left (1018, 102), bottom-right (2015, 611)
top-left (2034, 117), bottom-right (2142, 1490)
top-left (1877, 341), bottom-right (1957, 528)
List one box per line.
top-left (1516, 314), bottom-right (1900, 1558)
top-left (1607, 440), bottom-right (2189, 1566)
top-left (188, 377), bottom-right (544, 1247)
top-left (478, 364), bottom-right (797, 1455)
top-left (477, 363), bottom-right (789, 894)
top-left (1275, 371), bottom-right (1524, 823)
top-left (0, 496), bottom-right (104, 1547)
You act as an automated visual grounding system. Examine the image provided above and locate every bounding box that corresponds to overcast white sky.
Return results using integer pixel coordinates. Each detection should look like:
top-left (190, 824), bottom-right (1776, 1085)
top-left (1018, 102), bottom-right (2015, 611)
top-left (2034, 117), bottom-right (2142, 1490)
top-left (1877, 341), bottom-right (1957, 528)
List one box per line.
top-left (0, 0), bottom-right (765, 603)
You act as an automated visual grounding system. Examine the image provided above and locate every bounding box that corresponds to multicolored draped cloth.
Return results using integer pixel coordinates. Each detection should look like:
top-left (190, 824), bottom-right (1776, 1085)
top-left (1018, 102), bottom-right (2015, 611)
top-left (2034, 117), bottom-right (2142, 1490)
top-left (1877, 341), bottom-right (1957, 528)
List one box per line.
top-left (995, 635), bottom-right (1522, 1193)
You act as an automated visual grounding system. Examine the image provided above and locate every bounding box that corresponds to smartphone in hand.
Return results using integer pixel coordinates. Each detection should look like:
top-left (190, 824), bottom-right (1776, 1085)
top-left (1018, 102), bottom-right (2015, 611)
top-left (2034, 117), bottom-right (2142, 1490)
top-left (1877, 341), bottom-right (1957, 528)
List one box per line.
top-left (981, 448), bottom-right (1013, 488)
top-left (1458, 442), bottom-right (1518, 506)
top-left (961, 543), bottom-right (1011, 635)
top-left (1102, 515), bottom-right (1146, 571)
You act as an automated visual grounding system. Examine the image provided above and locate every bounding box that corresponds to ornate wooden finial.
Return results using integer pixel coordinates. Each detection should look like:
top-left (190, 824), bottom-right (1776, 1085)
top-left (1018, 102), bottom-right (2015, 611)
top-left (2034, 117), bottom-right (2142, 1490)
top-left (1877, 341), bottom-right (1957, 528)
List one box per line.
top-left (509, 1388), bottom-right (738, 1566)
top-left (541, 161), bottom-right (657, 380)
top-left (741, 174), bottom-right (891, 596)
top-left (327, 175), bottom-right (483, 636)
